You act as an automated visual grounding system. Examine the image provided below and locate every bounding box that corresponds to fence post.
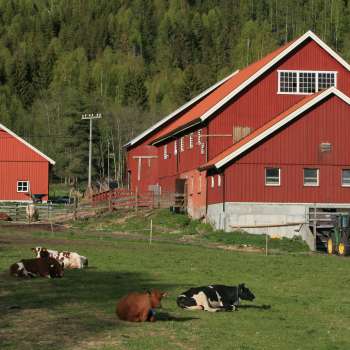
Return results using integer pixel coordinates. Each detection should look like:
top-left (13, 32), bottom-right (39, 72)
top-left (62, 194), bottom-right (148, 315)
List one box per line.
top-left (15, 203), bottom-right (19, 222)
top-left (265, 228), bottom-right (268, 256)
top-left (135, 187), bottom-right (138, 213)
top-left (73, 197), bottom-right (78, 221)
top-left (108, 189), bottom-right (112, 212)
top-left (149, 219), bottom-right (153, 246)
top-left (313, 204), bottom-right (317, 251)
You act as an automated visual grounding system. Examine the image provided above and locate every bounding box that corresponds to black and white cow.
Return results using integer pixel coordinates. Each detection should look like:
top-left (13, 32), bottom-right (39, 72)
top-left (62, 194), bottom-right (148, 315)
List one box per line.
top-left (177, 284), bottom-right (255, 312)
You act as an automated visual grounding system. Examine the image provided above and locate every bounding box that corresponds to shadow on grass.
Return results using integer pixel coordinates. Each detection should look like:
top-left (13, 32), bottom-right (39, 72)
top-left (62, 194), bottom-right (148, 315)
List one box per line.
top-left (0, 268), bottom-right (183, 349)
top-left (239, 304), bottom-right (272, 310)
top-left (156, 311), bottom-right (199, 322)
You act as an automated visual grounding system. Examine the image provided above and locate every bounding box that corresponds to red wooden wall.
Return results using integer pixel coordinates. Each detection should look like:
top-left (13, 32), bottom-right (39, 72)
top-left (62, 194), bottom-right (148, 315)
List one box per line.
top-left (207, 95), bottom-right (350, 204)
top-left (207, 39), bottom-right (350, 159)
top-left (0, 130), bottom-right (50, 201)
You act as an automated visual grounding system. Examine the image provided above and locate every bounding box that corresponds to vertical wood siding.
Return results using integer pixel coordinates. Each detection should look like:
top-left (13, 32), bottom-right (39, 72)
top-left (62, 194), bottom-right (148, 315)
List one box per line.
top-left (208, 40), bottom-right (350, 160)
top-left (207, 95), bottom-right (350, 204)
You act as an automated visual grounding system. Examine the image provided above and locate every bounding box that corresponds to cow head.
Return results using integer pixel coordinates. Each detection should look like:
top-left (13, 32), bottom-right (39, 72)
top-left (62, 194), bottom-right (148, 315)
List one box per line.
top-left (48, 258), bottom-right (64, 278)
top-left (31, 247), bottom-right (42, 258)
top-left (238, 283), bottom-right (255, 301)
top-left (148, 289), bottom-right (167, 308)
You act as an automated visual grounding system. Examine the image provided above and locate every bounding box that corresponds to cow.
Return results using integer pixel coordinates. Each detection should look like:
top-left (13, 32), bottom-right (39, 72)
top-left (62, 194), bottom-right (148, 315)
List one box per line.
top-left (32, 247), bottom-right (88, 269)
top-left (10, 256), bottom-right (64, 278)
top-left (116, 290), bottom-right (167, 322)
top-left (177, 284), bottom-right (255, 312)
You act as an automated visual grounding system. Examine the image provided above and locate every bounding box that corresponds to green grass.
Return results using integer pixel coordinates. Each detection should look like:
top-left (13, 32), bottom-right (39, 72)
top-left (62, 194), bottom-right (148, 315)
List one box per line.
top-left (1, 211), bottom-right (349, 349)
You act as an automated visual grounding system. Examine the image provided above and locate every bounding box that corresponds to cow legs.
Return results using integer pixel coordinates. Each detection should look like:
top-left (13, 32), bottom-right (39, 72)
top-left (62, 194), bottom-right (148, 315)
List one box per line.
top-left (193, 292), bottom-right (221, 312)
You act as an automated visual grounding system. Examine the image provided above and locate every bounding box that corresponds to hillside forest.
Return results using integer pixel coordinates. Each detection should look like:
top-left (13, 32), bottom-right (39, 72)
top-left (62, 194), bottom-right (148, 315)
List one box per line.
top-left (2, 0), bottom-right (350, 186)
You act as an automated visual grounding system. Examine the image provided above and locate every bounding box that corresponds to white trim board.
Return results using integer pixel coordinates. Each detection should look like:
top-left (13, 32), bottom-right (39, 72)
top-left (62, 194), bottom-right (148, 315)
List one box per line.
top-left (200, 31), bottom-right (350, 123)
top-left (0, 123), bottom-right (55, 165)
top-left (215, 87), bottom-right (350, 169)
top-left (124, 70), bottom-right (240, 148)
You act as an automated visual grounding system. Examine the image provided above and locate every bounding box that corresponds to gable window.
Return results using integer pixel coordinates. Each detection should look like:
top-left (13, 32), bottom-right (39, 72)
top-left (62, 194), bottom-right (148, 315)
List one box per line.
top-left (189, 133), bottom-right (194, 149)
top-left (174, 140), bottom-right (178, 155)
top-left (304, 168), bottom-right (319, 186)
top-left (17, 180), bottom-right (29, 192)
top-left (265, 168), bottom-right (280, 186)
top-left (278, 70), bottom-right (336, 94)
top-left (163, 145), bottom-right (168, 159)
top-left (342, 169), bottom-right (350, 187)
top-left (180, 137), bottom-right (184, 152)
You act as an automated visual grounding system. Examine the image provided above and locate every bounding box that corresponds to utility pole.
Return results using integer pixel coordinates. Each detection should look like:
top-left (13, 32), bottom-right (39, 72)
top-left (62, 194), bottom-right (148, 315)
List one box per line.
top-left (81, 113), bottom-right (102, 193)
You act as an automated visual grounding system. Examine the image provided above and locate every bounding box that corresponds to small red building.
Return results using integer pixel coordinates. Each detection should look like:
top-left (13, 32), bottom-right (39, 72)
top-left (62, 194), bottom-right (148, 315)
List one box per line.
top-left (126, 31), bottom-right (350, 240)
top-left (0, 123), bottom-right (55, 202)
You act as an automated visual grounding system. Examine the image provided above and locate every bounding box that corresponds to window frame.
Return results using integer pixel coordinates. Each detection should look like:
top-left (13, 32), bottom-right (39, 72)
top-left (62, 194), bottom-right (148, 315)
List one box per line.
top-left (210, 176), bottom-right (215, 188)
top-left (17, 180), bottom-right (30, 193)
top-left (180, 137), bottom-right (184, 152)
top-left (303, 168), bottom-right (319, 187)
top-left (341, 169), bottom-right (350, 187)
top-left (174, 139), bottom-right (178, 155)
top-left (163, 144), bottom-right (168, 160)
top-left (189, 133), bottom-right (194, 149)
top-left (277, 70), bottom-right (337, 95)
top-left (218, 174), bottom-right (221, 187)
top-left (265, 168), bottom-right (281, 186)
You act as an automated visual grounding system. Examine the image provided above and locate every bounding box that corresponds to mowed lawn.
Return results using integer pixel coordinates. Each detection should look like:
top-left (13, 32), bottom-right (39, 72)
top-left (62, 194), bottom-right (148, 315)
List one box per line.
top-left (1, 223), bottom-right (350, 350)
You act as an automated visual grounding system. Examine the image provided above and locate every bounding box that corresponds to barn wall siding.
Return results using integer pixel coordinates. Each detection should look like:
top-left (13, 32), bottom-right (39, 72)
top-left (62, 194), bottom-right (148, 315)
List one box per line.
top-left (209, 95), bottom-right (350, 205)
top-left (208, 40), bottom-right (350, 159)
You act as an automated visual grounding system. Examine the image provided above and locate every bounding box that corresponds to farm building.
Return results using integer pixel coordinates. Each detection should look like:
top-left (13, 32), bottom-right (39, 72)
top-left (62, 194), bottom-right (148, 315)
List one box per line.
top-left (0, 122), bottom-right (55, 202)
top-left (125, 30), bottom-right (350, 241)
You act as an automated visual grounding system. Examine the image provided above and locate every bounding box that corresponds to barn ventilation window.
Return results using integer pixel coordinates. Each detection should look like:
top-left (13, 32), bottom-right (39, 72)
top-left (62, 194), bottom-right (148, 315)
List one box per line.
top-left (180, 137), bottom-right (184, 152)
top-left (197, 129), bottom-right (202, 144)
top-left (174, 140), bottom-right (178, 155)
top-left (304, 168), bottom-right (319, 186)
top-left (163, 145), bottom-right (168, 159)
top-left (218, 175), bottom-right (222, 187)
top-left (342, 169), bottom-right (350, 187)
top-left (17, 180), bottom-right (29, 192)
top-left (278, 70), bottom-right (336, 94)
top-left (265, 168), bottom-right (280, 186)
top-left (189, 133), bottom-right (194, 149)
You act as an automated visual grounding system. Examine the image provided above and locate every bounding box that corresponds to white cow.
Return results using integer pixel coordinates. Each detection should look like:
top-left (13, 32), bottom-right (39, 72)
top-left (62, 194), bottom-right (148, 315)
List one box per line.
top-left (32, 247), bottom-right (88, 269)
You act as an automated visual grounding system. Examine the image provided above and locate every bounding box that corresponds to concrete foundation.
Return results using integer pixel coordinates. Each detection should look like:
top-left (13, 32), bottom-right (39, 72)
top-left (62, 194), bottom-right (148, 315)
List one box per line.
top-left (206, 202), bottom-right (317, 249)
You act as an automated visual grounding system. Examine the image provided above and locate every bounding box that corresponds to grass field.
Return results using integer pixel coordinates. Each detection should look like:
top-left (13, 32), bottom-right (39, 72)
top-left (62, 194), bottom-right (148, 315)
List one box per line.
top-left (1, 210), bottom-right (350, 349)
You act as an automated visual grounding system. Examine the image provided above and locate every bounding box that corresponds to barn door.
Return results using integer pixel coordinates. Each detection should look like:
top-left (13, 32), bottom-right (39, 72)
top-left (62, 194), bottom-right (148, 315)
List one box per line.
top-left (174, 179), bottom-right (186, 212)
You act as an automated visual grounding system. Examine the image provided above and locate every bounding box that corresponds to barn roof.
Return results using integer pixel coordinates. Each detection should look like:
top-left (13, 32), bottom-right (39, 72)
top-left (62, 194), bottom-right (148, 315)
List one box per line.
top-left (0, 123), bottom-right (55, 165)
top-left (151, 31), bottom-right (350, 145)
top-left (124, 70), bottom-right (240, 148)
top-left (200, 87), bottom-right (350, 171)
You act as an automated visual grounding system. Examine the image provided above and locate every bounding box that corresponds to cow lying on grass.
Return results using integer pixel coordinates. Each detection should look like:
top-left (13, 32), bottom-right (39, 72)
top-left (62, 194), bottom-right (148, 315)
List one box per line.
top-left (116, 290), bottom-right (167, 322)
top-left (177, 284), bottom-right (255, 312)
top-left (10, 255), bottom-right (64, 278)
top-left (32, 247), bottom-right (88, 269)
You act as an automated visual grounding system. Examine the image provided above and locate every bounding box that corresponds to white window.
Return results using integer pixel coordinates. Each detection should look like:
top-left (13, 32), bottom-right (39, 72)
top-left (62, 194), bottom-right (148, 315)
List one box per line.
top-left (197, 129), bottom-right (202, 144)
top-left (278, 70), bottom-right (336, 94)
top-left (180, 137), bottom-right (184, 152)
top-left (17, 180), bottom-right (29, 192)
top-left (218, 175), bottom-right (221, 187)
top-left (211, 176), bottom-right (215, 188)
top-left (304, 168), bottom-right (319, 186)
top-left (163, 145), bottom-right (168, 159)
top-left (189, 133), bottom-right (194, 149)
top-left (265, 168), bottom-right (280, 186)
top-left (342, 169), bottom-right (350, 187)
top-left (200, 142), bottom-right (206, 155)
top-left (174, 140), bottom-right (178, 155)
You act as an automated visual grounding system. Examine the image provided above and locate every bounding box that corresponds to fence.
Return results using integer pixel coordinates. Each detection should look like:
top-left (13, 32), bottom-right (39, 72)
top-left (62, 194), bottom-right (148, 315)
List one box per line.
top-left (92, 188), bottom-right (177, 210)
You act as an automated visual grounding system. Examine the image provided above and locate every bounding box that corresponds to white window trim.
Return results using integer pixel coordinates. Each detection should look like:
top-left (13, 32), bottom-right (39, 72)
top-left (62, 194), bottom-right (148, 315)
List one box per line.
top-left (211, 176), bottom-right (215, 188)
top-left (265, 168), bottom-right (281, 186)
top-left (189, 133), bottom-right (194, 149)
top-left (341, 169), bottom-right (350, 187)
top-left (277, 70), bottom-right (337, 95)
top-left (303, 168), bottom-right (319, 187)
top-left (163, 144), bottom-right (168, 159)
top-left (174, 140), bottom-right (178, 155)
top-left (218, 174), bottom-right (221, 187)
top-left (180, 137), bottom-right (184, 152)
top-left (197, 129), bottom-right (202, 145)
top-left (17, 180), bottom-right (30, 193)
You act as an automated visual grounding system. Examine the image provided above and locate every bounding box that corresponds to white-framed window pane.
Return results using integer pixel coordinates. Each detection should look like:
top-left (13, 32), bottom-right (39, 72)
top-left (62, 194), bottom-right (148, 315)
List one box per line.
top-left (197, 129), bottom-right (202, 144)
top-left (342, 169), bottom-right (350, 186)
top-left (189, 133), bottom-right (193, 149)
top-left (211, 176), bottom-right (214, 188)
top-left (265, 168), bottom-right (280, 186)
top-left (318, 72), bottom-right (335, 90)
top-left (304, 168), bottom-right (319, 186)
top-left (218, 175), bottom-right (221, 187)
top-left (17, 180), bottom-right (29, 192)
top-left (279, 71), bottom-right (297, 93)
top-left (180, 137), bottom-right (184, 152)
top-left (299, 72), bottom-right (316, 93)
top-left (163, 144), bottom-right (168, 159)
top-left (174, 140), bottom-right (178, 155)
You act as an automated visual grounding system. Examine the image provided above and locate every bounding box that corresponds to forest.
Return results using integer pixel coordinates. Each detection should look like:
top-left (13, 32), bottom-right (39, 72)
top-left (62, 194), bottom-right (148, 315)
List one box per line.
top-left (1, 0), bottom-right (350, 186)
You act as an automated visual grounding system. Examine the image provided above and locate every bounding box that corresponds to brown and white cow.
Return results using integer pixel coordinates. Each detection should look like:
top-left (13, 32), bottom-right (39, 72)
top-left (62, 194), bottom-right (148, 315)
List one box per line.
top-left (10, 257), bottom-right (64, 278)
top-left (116, 290), bottom-right (167, 322)
top-left (32, 247), bottom-right (88, 269)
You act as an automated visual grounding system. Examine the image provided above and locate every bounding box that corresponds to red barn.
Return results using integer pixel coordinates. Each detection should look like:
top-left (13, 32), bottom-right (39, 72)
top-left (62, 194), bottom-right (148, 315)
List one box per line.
top-left (125, 31), bottom-right (350, 241)
top-left (0, 123), bottom-right (55, 202)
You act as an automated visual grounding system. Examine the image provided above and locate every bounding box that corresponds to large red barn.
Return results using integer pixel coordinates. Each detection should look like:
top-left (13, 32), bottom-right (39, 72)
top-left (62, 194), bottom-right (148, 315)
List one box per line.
top-left (125, 31), bottom-right (350, 241)
top-left (0, 123), bottom-right (55, 202)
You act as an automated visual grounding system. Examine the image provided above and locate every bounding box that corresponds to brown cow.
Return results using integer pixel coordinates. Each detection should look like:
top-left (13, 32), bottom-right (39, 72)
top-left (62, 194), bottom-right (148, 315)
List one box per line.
top-left (10, 257), bottom-right (64, 278)
top-left (116, 290), bottom-right (167, 322)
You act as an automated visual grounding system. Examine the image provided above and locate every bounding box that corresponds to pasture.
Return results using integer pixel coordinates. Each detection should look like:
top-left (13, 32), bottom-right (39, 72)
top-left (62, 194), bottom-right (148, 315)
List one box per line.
top-left (1, 210), bottom-right (350, 349)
